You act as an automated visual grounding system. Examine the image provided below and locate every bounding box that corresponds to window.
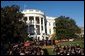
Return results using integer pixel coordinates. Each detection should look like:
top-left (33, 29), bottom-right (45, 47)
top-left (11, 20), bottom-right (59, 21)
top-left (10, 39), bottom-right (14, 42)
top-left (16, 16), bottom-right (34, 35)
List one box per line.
top-left (29, 16), bottom-right (34, 21)
top-left (53, 23), bottom-right (55, 26)
top-left (41, 26), bottom-right (43, 30)
top-left (53, 29), bottom-right (56, 32)
top-left (49, 29), bottom-right (51, 34)
top-left (36, 17), bottom-right (39, 24)
top-left (29, 16), bottom-right (34, 24)
top-left (29, 25), bottom-right (34, 35)
top-left (41, 18), bottom-right (43, 24)
top-left (49, 23), bottom-right (50, 26)
top-left (38, 37), bottom-right (40, 40)
top-left (36, 25), bottom-right (40, 35)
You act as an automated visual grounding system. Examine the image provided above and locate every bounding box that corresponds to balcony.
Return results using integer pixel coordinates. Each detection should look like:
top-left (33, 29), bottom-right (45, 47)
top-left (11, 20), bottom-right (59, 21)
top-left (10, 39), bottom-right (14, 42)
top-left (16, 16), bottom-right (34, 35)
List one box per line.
top-left (29, 21), bottom-right (34, 25)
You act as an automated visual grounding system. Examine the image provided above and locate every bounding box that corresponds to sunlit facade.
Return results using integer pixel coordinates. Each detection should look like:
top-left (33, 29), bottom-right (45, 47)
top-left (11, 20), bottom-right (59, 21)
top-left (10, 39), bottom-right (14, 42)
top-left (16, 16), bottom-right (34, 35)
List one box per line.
top-left (22, 9), bottom-right (56, 40)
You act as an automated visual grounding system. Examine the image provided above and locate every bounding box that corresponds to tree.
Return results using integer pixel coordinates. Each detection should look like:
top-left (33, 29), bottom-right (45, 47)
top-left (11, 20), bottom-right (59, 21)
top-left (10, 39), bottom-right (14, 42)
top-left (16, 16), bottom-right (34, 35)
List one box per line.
top-left (23, 17), bottom-right (27, 24)
top-left (54, 16), bottom-right (81, 40)
top-left (1, 5), bottom-right (28, 44)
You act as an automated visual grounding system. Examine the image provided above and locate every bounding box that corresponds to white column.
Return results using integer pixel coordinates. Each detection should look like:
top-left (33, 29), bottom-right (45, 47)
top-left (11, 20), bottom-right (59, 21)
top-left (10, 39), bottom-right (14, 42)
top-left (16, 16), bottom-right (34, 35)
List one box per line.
top-left (43, 17), bottom-right (45, 34)
top-left (39, 17), bottom-right (42, 40)
top-left (51, 22), bottom-right (53, 34)
top-left (39, 17), bottom-right (41, 36)
top-left (28, 16), bottom-right (29, 22)
top-left (47, 22), bottom-right (48, 34)
top-left (34, 16), bottom-right (37, 39)
top-left (34, 16), bottom-right (36, 30)
top-left (43, 17), bottom-right (45, 40)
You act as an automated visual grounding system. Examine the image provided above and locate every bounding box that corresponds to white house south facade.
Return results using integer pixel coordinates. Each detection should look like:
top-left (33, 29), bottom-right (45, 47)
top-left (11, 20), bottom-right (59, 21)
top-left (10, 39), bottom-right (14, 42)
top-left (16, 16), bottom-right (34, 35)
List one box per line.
top-left (22, 9), bottom-right (56, 40)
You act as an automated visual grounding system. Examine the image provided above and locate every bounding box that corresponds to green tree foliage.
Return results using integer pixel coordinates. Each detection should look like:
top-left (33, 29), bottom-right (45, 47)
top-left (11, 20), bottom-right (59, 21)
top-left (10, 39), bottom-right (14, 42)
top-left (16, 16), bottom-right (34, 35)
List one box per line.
top-left (1, 5), bottom-right (28, 44)
top-left (54, 16), bottom-right (81, 40)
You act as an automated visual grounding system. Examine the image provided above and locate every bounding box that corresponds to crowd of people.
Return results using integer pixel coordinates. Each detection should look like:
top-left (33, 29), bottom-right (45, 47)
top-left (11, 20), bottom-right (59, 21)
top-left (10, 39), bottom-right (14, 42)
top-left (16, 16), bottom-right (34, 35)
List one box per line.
top-left (1, 39), bottom-right (52, 55)
top-left (53, 44), bottom-right (84, 55)
top-left (1, 40), bottom-right (84, 55)
top-left (5, 42), bottom-right (49, 55)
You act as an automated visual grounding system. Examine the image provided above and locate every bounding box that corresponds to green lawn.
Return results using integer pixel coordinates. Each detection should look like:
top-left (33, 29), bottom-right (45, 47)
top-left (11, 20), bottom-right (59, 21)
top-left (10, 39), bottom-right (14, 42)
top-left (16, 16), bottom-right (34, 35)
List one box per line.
top-left (46, 39), bottom-right (84, 55)
top-left (58, 39), bottom-right (84, 48)
top-left (47, 48), bottom-right (54, 55)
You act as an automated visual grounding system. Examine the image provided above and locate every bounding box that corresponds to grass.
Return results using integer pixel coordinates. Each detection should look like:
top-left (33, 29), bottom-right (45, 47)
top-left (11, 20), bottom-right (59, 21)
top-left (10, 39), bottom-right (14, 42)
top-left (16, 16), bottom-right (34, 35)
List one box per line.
top-left (47, 48), bottom-right (54, 55)
top-left (57, 40), bottom-right (84, 48)
top-left (43, 39), bottom-right (84, 55)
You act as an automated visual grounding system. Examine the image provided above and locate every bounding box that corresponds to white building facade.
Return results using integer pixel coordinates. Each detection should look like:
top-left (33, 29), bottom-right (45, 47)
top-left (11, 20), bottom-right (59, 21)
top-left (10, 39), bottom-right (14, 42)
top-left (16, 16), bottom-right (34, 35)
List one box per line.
top-left (22, 9), bottom-right (56, 40)
top-left (46, 16), bottom-right (56, 35)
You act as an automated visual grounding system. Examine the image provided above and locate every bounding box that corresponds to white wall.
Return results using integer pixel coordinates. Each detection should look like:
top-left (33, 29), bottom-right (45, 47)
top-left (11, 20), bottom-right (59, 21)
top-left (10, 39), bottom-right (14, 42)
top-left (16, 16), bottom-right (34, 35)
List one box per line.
top-left (22, 9), bottom-right (46, 40)
top-left (46, 16), bottom-right (55, 35)
top-left (22, 9), bottom-right (57, 40)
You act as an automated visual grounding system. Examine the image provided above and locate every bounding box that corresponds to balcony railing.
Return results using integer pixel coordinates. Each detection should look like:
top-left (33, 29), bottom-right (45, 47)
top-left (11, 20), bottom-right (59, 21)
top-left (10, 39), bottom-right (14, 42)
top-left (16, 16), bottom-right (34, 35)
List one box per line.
top-left (29, 21), bottom-right (34, 25)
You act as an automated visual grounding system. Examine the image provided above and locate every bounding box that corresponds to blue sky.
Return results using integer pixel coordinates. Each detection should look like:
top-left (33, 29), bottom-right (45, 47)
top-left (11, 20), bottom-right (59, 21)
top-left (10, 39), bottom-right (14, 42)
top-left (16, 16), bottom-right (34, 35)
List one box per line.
top-left (1, 1), bottom-right (84, 27)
